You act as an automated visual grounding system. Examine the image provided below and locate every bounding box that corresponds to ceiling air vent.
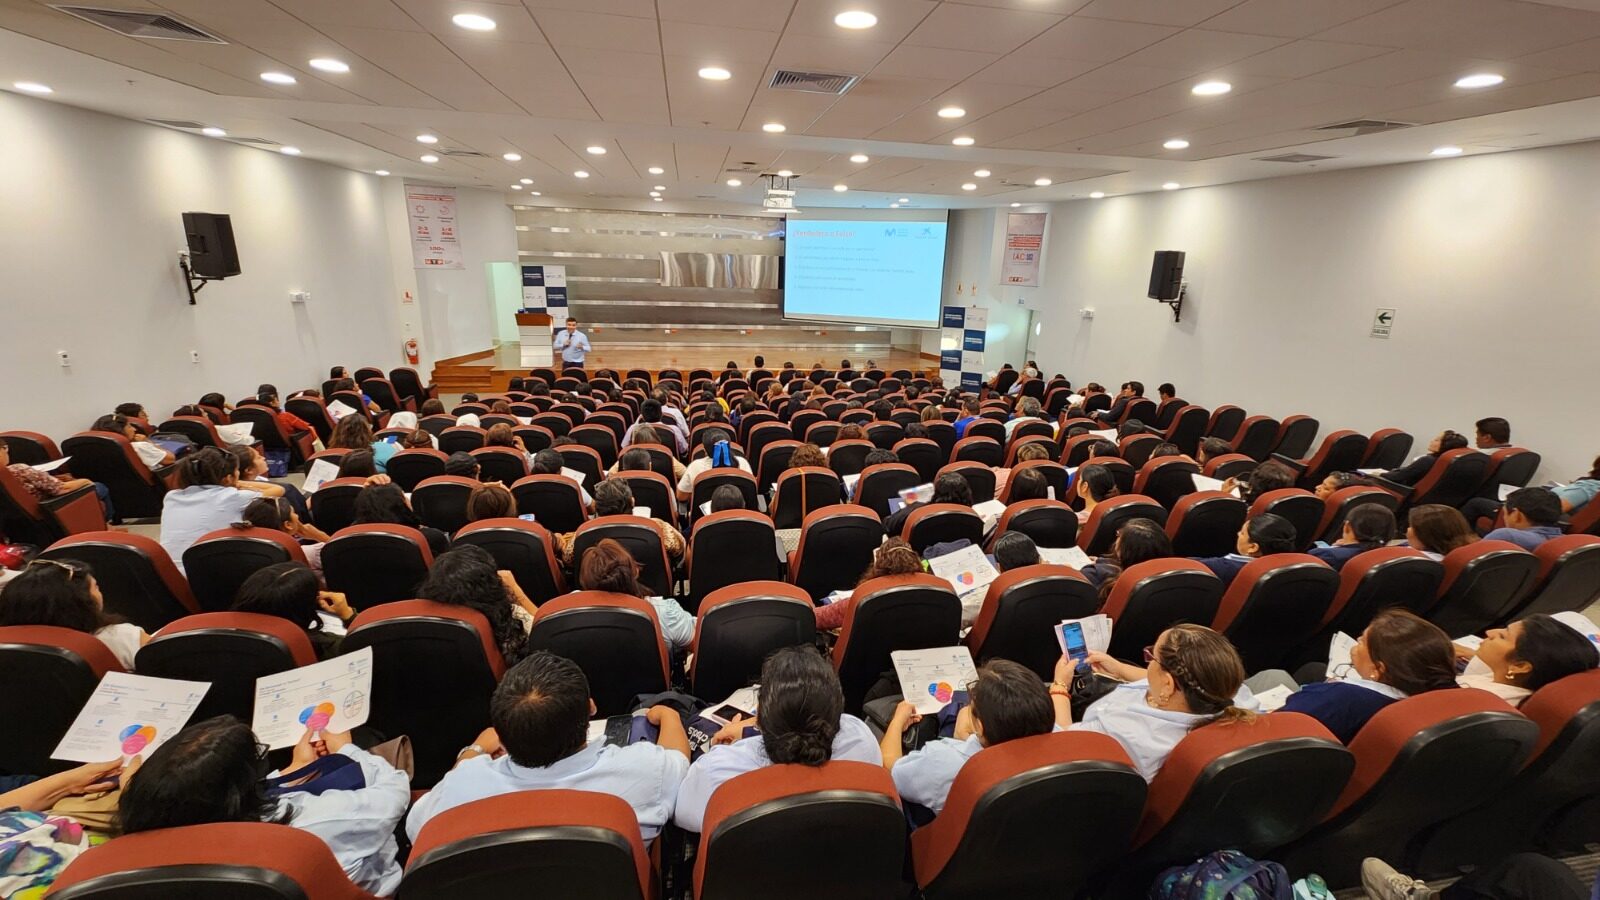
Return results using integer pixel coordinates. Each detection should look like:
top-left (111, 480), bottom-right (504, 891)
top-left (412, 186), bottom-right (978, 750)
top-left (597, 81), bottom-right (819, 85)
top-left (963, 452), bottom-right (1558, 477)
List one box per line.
top-left (440, 148), bottom-right (490, 158)
top-left (1256, 153), bottom-right (1337, 163)
top-left (769, 69), bottom-right (859, 95)
top-left (1315, 119), bottom-right (1413, 135)
top-left (147, 118), bottom-right (207, 130)
top-left (53, 6), bottom-right (225, 42)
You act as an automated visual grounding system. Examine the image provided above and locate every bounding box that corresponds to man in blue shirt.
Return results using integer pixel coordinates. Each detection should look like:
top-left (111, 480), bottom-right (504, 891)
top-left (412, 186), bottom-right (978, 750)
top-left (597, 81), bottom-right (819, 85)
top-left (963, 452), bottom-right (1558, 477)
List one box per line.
top-left (1484, 487), bottom-right (1565, 551)
top-left (553, 316), bottom-right (591, 368)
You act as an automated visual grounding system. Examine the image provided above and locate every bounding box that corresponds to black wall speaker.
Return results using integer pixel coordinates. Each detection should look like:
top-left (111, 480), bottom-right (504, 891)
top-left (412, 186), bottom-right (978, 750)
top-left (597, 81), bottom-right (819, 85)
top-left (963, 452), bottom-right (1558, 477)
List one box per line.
top-left (1147, 250), bottom-right (1185, 301)
top-left (182, 212), bottom-right (241, 279)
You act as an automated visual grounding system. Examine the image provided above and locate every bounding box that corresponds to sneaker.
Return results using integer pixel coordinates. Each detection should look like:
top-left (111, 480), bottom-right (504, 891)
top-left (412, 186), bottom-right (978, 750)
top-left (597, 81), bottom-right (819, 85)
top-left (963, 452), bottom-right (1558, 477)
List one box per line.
top-left (1360, 858), bottom-right (1438, 899)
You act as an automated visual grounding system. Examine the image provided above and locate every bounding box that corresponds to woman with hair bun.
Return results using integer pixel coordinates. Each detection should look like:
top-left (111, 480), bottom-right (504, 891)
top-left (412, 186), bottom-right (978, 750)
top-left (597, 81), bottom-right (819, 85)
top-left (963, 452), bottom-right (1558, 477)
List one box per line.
top-left (813, 538), bottom-right (925, 631)
top-left (672, 646), bottom-right (881, 833)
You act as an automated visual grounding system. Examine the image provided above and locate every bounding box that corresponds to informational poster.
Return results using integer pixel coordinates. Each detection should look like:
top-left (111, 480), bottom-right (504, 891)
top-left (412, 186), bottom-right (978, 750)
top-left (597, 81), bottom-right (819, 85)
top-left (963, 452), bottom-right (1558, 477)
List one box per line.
top-left (892, 647), bottom-right (979, 715)
top-left (53, 672), bottom-right (210, 763)
top-left (520, 265), bottom-right (568, 312)
top-left (405, 184), bottom-right (464, 269)
top-left (940, 305), bottom-right (987, 392)
top-left (1001, 212), bottom-right (1047, 286)
top-left (251, 647), bottom-right (373, 750)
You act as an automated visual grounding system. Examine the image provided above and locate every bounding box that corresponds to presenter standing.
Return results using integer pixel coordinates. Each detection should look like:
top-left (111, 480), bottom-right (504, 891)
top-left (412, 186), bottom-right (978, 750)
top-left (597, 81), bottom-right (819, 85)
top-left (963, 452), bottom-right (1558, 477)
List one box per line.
top-left (553, 317), bottom-right (590, 369)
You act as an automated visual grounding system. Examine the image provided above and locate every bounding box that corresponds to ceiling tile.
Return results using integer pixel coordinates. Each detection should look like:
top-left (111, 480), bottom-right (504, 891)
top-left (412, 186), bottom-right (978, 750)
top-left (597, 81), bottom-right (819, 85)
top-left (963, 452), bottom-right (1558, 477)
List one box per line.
top-left (784, 0), bottom-right (938, 42)
top-left (942, 0), bottom-right (1093, 11)
top-left (740, 87), bottom-right (846, 132)
top-left (1058, 62), bottom-right (1189, 97)
top-left (442, 37), bottom-right (599, 118)
top-left (1072, 0), bottom-right (1249, 26)
top-left (1117, 29), bottom-right (1291, 73)
top-left (661, 21), bottom-right (781, 65)
top-left (521, 0), bottom-right (658, 16)
top-left (320, 26), bottom-right (524, 112)
top-left (902, 4), bottom-right (1063, 53)
top-left (1225, 39), bottom-right (1394, 78)
top-left (658, 0), bottom-right (796, 30)
top-left (532, 9), bottom-right (662, 53)
top-left (1012, 17), bottom-right (1179, 62)
top-left (663, 56), bottom-right (759, 129)
top-left (1307, 48), bottom-right (1488, 87)
top-left (1202, 0), bottom-right (1407, 38)
top-left (968, 53), bottom-right (1101, 86)
top-left (769, 33), bottom-right (897, 72)
top-left (266, 0), bottom-right (424, 30)
top-left (390, 0), bottom-right (549, 43)
top-left (559, 49), bottom-right (664, 80)
top-left (1516, 35), bottom-right (1600, 72)
top-left (874, 45), bottom-right (999, 81)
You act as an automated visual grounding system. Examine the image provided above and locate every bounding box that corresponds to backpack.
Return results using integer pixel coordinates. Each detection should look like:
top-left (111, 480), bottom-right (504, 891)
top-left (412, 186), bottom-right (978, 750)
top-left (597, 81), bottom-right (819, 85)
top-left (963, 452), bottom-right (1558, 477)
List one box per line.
top-left (1151, 850), bottom-right (1292, 900)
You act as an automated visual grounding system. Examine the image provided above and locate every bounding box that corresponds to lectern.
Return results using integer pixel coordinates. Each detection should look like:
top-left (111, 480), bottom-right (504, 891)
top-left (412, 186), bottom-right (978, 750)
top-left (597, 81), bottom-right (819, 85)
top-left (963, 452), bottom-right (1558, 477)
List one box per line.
top-left (516, 312), bottom-right (554, 368)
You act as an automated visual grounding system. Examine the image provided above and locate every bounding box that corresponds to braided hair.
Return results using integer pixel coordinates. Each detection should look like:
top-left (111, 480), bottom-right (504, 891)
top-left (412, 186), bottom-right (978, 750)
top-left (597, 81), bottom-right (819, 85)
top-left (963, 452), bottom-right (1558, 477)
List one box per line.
top-left (1154, 625), bottom-right (1252, 727)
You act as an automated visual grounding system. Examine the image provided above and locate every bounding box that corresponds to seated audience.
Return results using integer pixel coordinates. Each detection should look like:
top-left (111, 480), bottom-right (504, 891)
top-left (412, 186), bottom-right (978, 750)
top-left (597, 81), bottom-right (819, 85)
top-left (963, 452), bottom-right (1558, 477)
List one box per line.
top-left (337, 448), bottom-right (378, 479)
top-left (787, 443), bottom-right (827, 471)
top-left (1195, 513), bottom-right (1298, 587)
top-left (1310, 505), bottom-right (1397, 570)
top-left (408, 652), bottom-right (689, 842)
top-left (120, 716), bottom-right (410, 895)
top-left (1072, 463), bottom-right (1120, 524)
top-left (0, 557), bottom-right (148, 668)
top-left (676, 428), bottom-right (751, 500)
top-left (162, 448), bottom-right (280, 570)
top-left (235, 496), bottom-right (331, 578)
top-left (1405, 504), bottom-right (1478, 560)
top-left (1195, 437), bottom-right (1232, 468)
top-left (400, 429), bottom-right (434, 450)
top-left (328, 416), bottom-right (397, 474)
top-left (483, 424), bottom-right (530, 462)
top-left (1474, 416), bottom-right (1512, 450)
top-left (1063, 624), bottom-right (1254, 781)
top-left (531, 448), bottom-right (592, 508)
top-left (256, 390), bottom-right (316, 444)
top-left (1005, 467), bottom-right (1050, 503)
top-left (1003, 397), bottom-right (1051, 439)
top-left (1552, 453), bottom-right (1600, 515)
top-left (231, 562), bottom-right (350, 660)
top-left (674, 647), bottom-right (879, 833)
top-left (333, 378), bottom-right (383, 417)
top-left (815, 538), bottom-right (925, 631)
top-left (1094, 381), bottom-right (1144, 425)
top-left (1081, 517), bottom-right (1173, 596)
top-left (1147, 442), bottom-right (1185, 460)
top-left (611, 435), bottom-right (687, 484)
top-left (1483, 487), bottom-right (1565, 550)
top-left (1, 436), bottom-right (113, 522)
top-left (417, 544), bottom-right (537, 662)
top-left (952, 398), bottom-right (983, 438)
top-left (1382, 430), bottom-right (1468, 487)
top-left (992, 531), bottom-right (1041, 573)
top-left (1312, 471), bottom-right (1368, 500)
top-left (1006, 364), bottom-right (1041, 396)
top-left (557, 479), bottom-right (684, 567)
top-left (444, 450), bottom-right (480, 480)
top-left (465, 481), bottom-right (516, 522)
top-left (420, 398), bottom-right (447, 417)
top-left (91, 413), bottom-right (174, 469)
top-left (882, 659), bottom-right (1056, 818)
top-left (884, 472), bottom-right (972, 538)
top-left (1158, 383), bottom-right (1177, 404)
top-left (1456, 614), bottom-right (1600, 706)
top-left (708, 484), bottom-right (747, 514)
top-left (351, 483), bottom-right (450, 558)
top-left (574, 538), bottom-right (694, 652)
top-left (1222, 459), bottom-right (1297, 505)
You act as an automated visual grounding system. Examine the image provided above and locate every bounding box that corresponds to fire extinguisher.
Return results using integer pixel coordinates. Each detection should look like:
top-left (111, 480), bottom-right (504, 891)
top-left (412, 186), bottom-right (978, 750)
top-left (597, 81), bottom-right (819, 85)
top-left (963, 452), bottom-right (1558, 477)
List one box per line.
top-left (404, 339), bottom-right (420, 365)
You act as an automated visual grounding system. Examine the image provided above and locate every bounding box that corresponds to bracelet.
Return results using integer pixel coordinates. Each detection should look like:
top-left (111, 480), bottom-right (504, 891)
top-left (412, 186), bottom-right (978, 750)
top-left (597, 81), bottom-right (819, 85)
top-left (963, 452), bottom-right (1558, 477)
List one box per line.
top-left (456, 744), bottom-right (485, 761)
top-left (1050, 681), bottom-right (1071, 691)
top-left (1049, 688), bottom-right (1072, 698)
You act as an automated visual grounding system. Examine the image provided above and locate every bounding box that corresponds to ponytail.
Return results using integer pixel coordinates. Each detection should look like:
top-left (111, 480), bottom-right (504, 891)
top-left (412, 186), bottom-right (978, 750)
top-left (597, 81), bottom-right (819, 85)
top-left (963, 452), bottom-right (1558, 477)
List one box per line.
top-left (176, 447), bottom-right (237, 489)
top-left (1156, 624), bottom-right (1253, 728)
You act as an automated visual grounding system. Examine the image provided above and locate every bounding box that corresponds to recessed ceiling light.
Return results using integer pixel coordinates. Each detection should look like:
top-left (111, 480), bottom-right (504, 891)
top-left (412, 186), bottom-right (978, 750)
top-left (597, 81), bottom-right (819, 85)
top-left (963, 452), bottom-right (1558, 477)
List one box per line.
top-left (12, 81), bottom-right (52, 94)
top-left (890, 202), bottom-right (899, 208)
top-left (502, 152), bottom-right (521, 162)
top-left (531, 191), bottom-right (541, 196)
top-left (653, 196), bottom-right (663, 201)
top-left (1431, 145), bottom-right (1463, 156)
top-left (375, 170), bottom-right (390, 176)
top-left (698, 66), bottom-right (731, 81)
top-left (520, 178), bottom-right (533, 185)
top-left (1010, 202), bottom-right (1020, 207)
top-left (961, 183), bottom-right (977, 191)
top-left (574, 170), bottom-right (589, 178)
top-left (898, 197), bottom-right (909, 203)
top-left (937, 106), bottom-right (966, 118)
top-left (1034, 177), bottom-right (1052, 186)
top-left (762, 122), bottom-right (786, 133)
top-left (726, 178), bottom-right (742, 186)
top-left (416, 134), bottom-right (438, 144)
top-left (648, 166), bottom-right (665, 175)
top-left (280, 146), bottom-right (301, 155)
top-left (1191, 80), bottom-right (1231, 96)
top-left (260, 71), bottom-right (297, 85)
top-left (1162, 182), bottom-right (1180, 190)
top-left (1455, 73), bottom-right (1504, 89)
top-left (586, 145), bottom-right (607, 155)
top-left (421, 154), bottom-right (439, 163)
top-left (849, 153), bottom-right (869, 163)
top-left (1090, 191), bottom-right (1105, 199)
top-left (653, 184), bottom-right (666, 190)
top-left (1163, 138), bottom-right (1190, 150)
top-left (650, 191), bottom-right (660, 197)
top-left (309, 58), bottom-right (349, 73)
top-left (776, 170), bottom-right (794, 178)
top-left (511, 184), bottom-right (522, 189)
top-left (452, 13), bottom-right (496, 31)
top-left (201, 126), bottom-right (226, 137)
top-left (834, 10), bottom-right (878, 29)
top-left (833, 184), bottom-right (848, 192)
top-left (973, 169), bottom-right (990, 177)
top-left (952, 136), bottom-right (975, 146)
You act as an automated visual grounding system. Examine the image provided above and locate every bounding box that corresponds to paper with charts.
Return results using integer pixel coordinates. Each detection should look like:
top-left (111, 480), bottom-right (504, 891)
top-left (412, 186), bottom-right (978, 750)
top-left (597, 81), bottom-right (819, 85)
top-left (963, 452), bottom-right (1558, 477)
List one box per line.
top-left (892, 647), bottom-right (979, 715)
top-left (53, 672), bottom-right (210, 763)
top-left (927, 544), bottom-right (999, 598)
top-left (252, 646), bottom-right (374, 750)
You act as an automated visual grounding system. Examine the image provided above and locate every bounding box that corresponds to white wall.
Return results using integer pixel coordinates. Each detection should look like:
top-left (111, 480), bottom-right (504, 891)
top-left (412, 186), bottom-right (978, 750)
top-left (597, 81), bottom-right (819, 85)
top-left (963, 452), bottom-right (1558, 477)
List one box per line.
top-left (1030, 140), bottom-right (1600, 479)
top-left (409, 186), bottom-right (517, 362)
top-left (936, 208), bottom-right (1043, 375)
top-left (0, 91), bottom-right (407, 439)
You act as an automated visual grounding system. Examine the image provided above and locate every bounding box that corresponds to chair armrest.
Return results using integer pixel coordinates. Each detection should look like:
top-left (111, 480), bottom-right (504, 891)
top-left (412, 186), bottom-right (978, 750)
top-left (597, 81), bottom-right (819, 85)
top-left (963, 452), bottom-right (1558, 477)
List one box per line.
top-left (1270, 453), bottom-right (1307, 472)
top-left (43, 486), bottom-right (107, 533)
top-left (1372, 476), bottom-right (1412, 498)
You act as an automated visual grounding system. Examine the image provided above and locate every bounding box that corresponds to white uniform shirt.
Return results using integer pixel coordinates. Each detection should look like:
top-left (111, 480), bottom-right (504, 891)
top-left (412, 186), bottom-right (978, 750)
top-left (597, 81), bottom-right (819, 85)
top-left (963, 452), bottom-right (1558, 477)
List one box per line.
top-left (273, 745), bottom-right (412, 895)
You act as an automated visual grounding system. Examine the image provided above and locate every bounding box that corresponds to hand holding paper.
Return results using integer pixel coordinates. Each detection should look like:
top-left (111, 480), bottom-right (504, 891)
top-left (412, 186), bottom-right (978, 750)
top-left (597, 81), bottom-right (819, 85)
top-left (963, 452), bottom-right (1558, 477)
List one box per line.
top-left (53, 673), bottom-right (210, 763)
top-left (251, 647), bottom-right (374, 750)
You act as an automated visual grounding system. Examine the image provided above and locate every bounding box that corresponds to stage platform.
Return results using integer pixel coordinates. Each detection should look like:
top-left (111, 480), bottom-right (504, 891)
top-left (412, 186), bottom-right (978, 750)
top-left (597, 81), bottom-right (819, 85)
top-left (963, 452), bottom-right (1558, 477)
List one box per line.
top-left (432, 343), bottom-right (937, 393)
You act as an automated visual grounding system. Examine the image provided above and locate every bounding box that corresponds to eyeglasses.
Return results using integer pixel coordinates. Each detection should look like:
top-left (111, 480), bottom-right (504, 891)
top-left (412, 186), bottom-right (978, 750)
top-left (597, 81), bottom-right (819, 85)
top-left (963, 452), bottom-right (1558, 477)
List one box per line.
top-left (28, 558), bottom-right (82, 579)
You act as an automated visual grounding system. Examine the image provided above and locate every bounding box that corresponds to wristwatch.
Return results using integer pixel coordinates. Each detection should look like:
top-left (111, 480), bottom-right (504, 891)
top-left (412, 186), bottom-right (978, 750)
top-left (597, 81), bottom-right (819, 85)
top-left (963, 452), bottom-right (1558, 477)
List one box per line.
top-left (456, 744), bottom-right (486, 761)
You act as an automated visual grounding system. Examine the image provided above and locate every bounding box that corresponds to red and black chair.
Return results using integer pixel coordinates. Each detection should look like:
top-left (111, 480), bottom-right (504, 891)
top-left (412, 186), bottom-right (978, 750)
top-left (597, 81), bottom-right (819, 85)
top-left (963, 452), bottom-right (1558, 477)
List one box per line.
top-left (510, 474), bottom-right (588, 534)
top-left (1249, 488), bottom-right (1325, 551)
top-left (964, 419), bottom-right (1005, 445)
top-left (1230, 416), bottom-right (1282, 463)
top-left (1504, 534), bottom-right (1600, 621)
top-left (937, 460), bottom-right (996, 504)
top-left (307, 477), bottom-right (367, 533)
top-left (229, 405), bottom-right (316, 469)
top-left (1102, 559), bottom-right (1226, 663)
top-left (390, 366), bottom-right (438, 408)
top-left (1383, 448), bottom-right (1491, 514)
top-left (41, 531), bottom-right (198, 631)
top-left (404, 791), bottom-right (651, 899)
top-left (321, 524), bottom-right (435, 610)
top-left (1273, 429), bottom-right (1367, 490)
top-left (453, 518), bottom-right (567, 606)
top-left (1134, 457), bottom-right (1199, 510)
top-left (1271, 414), bottom-right (1321, 460)
top-left (1163, 405), bottom-right (1210, 457)
top-left (1080, 456), bottom-right (1136, 499)
top-left (1212, 554), bottom-right (1339, 673)
top-left (286, 396), bottom-right (338, 445)
top-left (1003, 460), bottom-right (1068, 505)
top-left (1425, 540), bottom-right (1540, 637)
top-left (965, 565), bottom-right (1099, 679)
top-left (1077, 495), bottom-right (1167, 556)
top-left (59, 431), bottom-right (170, 518)
top-left (851, 463), bottom-right (921, 520)
top-left (755, 440), bottom-right (801, 493)
top-left (413, 475), bottom-right (480, 533)
top-left (914, 732), bottom-right (1146, 900)
top-left (1362, 428), bottom-right (1415, 470)
top-left (343, 600), bottom-right (505, 787)
top-left (1566, 500), bottom-right (1600, 537)
top-left (182, 526), bottom-right (308, 612)
top-left (0, 625), bottom-right (124, 776)
top-left (49, 822), bottom-right (379, 900)
top-left (832, 573), bottom-right (960, 713)
top-left (904, 503), bottom-right (984, 554)
top-left (136, 612), bottom-right (317, 722)
top-left (826, 439), bottom-right (876, 479)
top-left (689, 468), bottom-right (760, 526)
top-left (1284, 548), bottom-right (1445, 671)
top-left (1165, 492), bottom-right (1248, 558)
top-left (1202, 453), bottom-right (1257, 482)
top-left (0, 430), bottom-right (61, 466)
top-left (438, 425), bottom-right (487, 455)
top-left (1279, 689), bottom-right (1539, 888)
top-left (386, 448), bottom-right (449, 492)
top-left (1118, 433), bottom-right (1161, 470)
top-left (690, 581), bottom-right (816, 700)
top-left (789, 505), bottom-right (883, 602)
top-left (528, 591), bottom-right (671, 716)
top-left (1315, 485), bottom-right (1401, 544)
top-left (892, 437), bottom-right (943, 484)
top-left (1205, 405), bottom-right (1246, 442)
top-left (695, 762), bottom-right (906, 898)
top-left (987, 498), bottom-right (1077, 550)
top-left (772, 466), bottom-right (843, 530)
top-left (570, 423), bottom-right (621, 470)
top-left (571, 515), bottom-right (674, 597)
top-left (617, 470), bottom-right (678, 528)
top-left (952, 436), bottom-right (1002, 468)
top-left (687, 510), bottom-right (784, 612)
top-left (470, 447), bottom-right (529, 486)
top-left (0, 465), bottom-right (106, 545)
top-left (159, 415), bottom-right (225, 449)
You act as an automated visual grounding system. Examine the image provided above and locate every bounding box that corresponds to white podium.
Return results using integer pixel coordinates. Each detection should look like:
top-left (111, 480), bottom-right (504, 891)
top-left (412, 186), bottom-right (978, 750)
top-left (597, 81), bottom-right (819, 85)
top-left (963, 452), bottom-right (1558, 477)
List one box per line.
top-left (516, 312), bottom-right (554, 368)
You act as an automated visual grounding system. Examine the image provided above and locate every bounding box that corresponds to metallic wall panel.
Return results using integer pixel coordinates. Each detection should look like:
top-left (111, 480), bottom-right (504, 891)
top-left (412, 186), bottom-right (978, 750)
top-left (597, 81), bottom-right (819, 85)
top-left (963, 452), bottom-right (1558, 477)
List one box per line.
top-left (660, 252), bottom-right (781, 289)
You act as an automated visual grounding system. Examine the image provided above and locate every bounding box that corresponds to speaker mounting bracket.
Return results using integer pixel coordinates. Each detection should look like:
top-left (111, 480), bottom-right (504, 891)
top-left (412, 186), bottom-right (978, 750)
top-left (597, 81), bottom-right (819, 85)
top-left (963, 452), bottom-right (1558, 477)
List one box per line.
top-left (178, 252), bottom-right (221, 305)
top-left (1159, 281), bottom-right (1186, 323)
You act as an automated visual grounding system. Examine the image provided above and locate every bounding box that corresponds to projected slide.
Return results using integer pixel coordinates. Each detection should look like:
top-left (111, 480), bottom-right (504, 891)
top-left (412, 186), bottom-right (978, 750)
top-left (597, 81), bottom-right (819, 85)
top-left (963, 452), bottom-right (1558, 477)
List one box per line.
top-left (783, 217), bottom-right (949, 328)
